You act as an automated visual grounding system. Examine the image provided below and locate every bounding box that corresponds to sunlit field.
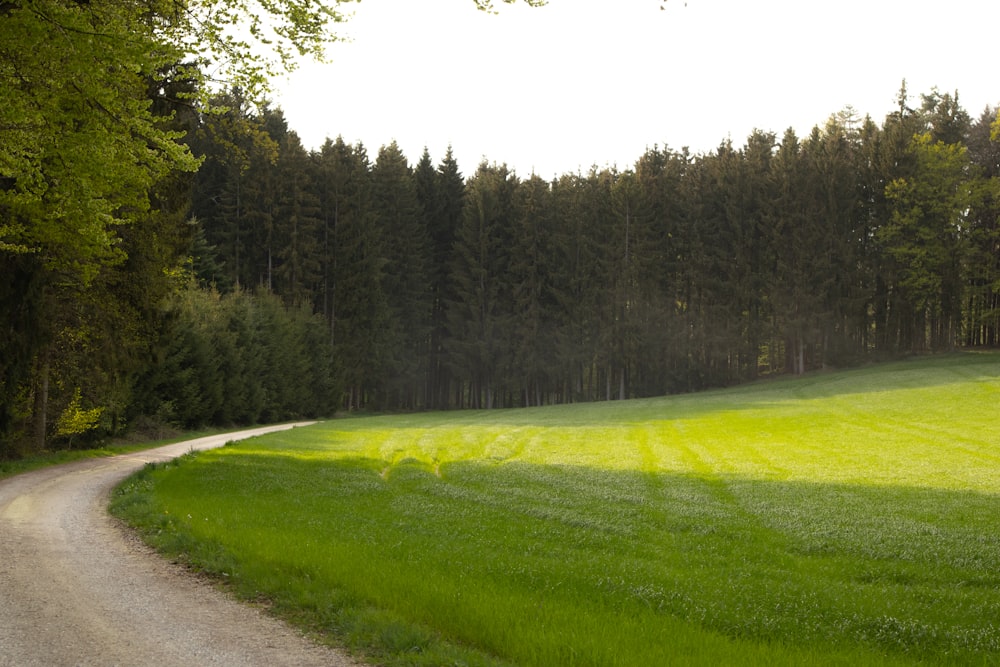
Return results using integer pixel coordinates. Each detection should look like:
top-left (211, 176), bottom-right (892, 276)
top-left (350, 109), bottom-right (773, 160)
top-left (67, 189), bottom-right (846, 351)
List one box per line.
top-left (112, 353), bottom-right (1000, 666)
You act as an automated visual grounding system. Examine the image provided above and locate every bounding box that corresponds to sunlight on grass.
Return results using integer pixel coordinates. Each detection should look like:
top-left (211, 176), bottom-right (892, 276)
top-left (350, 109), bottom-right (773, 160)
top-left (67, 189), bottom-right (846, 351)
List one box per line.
top-left (112, 353), bottom-right (1000, 666)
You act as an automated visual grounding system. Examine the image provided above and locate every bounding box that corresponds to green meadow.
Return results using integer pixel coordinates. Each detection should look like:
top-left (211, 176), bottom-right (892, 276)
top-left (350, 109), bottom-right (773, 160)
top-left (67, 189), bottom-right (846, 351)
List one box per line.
top-left (111, 353), bottom-right (1000, 666)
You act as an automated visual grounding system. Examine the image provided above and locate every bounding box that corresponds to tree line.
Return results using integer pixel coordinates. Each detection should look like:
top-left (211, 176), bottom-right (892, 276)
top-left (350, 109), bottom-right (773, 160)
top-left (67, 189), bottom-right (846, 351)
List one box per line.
top-left (3, 82), bottom-right (999, 454)
top-left (187, 85), bottom-right (1000, 410)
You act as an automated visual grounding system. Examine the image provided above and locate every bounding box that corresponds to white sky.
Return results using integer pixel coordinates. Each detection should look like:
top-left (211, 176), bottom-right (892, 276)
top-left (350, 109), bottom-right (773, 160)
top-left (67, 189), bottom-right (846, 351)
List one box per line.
top-left (274, 0), bottom-right (999, 179)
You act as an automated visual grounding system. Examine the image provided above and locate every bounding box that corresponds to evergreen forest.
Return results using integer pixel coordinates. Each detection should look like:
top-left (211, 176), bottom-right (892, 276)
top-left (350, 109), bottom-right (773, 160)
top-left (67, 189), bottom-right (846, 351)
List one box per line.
top-left (4, 80), bottom-right (1000, 455)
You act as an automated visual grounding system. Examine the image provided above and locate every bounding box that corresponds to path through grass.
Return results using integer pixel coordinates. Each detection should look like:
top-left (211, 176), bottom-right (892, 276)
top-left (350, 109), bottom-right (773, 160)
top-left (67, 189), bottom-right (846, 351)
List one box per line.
top-left (112, 353), bottom-right (1000, 665)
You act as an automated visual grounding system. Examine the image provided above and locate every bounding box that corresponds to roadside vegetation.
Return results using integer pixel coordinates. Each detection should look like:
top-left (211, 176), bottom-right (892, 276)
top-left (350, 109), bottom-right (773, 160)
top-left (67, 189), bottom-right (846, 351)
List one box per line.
top-left (0, 428), bottom-right (220, 481)
top-left (111, 353), bottom-right (1000, 666)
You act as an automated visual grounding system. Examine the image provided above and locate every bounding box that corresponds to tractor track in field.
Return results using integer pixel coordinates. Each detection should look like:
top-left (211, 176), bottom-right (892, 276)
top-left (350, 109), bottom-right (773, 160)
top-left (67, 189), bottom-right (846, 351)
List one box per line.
top-left (0, 424), bottom-right (360, 667)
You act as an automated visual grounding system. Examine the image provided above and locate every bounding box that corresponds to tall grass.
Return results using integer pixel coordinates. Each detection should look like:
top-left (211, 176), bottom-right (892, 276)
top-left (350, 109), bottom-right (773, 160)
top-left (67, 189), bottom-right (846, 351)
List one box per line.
top-left (112, 353), bottom-right (1000, 665)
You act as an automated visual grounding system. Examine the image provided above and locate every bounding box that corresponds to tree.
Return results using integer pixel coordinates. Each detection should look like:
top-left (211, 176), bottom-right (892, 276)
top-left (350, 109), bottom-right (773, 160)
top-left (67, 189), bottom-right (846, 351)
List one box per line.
top-left (1, 0), bottom-right (344, 311)
top-left (767, 120), bottom-right (860, 375)
top-left (190, 93), bottom-right (281, 292)
top-left (509, 174), bottom-right (557, 405)
top-left (868, 82), bottom-right (929, 353)
top-left (273, 130), bottom-right (323, 304)
top-left (447, 163), bottom-right (517, 409)
top-left (0, 1), bottom-right (199, 451)
top-left (548, 173), bottom-right (599, 401)
top-left (1, 0), bottom-right (199, 277)
top-left (313, 139), bottom-right (386, 410)
top-left (371, 141), bottom-right (431, 408)
top-left (415, 147), bottom-right (466, 408)
top-left (630, 146), bottom-right (689, 395)
top-left (602, 169), bottom-right (648, 400)
top-left (1, 0), bottom-right (550, 451)
top-left (0, 0), bottom-right (337, 450)
top-left (964, 108), bottom-right (1000, 346)
top-left (881, 133), bottom-right (976, 351)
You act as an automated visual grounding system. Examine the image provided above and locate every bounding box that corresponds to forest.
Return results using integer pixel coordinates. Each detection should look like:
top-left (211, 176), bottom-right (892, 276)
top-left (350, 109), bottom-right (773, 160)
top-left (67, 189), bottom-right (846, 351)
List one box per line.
top-left (3, 78), bottom-right (999, 455)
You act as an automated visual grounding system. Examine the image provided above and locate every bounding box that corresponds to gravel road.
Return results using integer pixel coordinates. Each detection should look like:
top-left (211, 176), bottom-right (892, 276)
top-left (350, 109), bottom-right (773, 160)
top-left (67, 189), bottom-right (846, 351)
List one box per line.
top-left (0, 424), bottom-right (360, 667)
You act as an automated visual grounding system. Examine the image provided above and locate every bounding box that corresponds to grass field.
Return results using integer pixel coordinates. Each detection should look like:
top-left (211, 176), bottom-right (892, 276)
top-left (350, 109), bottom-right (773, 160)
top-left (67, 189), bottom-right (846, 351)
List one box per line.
top-left (111, 353), bottom-right (1000, 666)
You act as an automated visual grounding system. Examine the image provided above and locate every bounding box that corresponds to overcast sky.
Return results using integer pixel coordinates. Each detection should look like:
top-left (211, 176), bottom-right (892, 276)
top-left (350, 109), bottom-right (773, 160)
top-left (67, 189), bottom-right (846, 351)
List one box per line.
top-left (273, 0), bottom-right (998, 179)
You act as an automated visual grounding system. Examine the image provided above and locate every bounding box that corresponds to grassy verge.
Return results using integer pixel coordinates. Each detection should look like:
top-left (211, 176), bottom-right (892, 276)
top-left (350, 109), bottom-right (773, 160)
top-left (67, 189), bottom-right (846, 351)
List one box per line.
top-left (0, 429), bottom-right (225, 481)
top-left (111, 353), bottom-right (1000, 665)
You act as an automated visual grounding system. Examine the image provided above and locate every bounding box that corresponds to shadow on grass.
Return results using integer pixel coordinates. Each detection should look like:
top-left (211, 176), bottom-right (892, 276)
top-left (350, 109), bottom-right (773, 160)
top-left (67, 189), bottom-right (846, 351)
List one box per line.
top-left (118, 445), bottom-right (1000, 666)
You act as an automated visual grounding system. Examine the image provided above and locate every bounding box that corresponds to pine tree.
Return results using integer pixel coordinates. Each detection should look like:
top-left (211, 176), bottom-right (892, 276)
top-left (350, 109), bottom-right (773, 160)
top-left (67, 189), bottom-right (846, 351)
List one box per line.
top-left (446, 163), bottom-right (517, 408)
top-left (603, 169), bottom-right (648, 400)
top-left (767, 126), bottom-right (836, 374)
top-left (635, 147), bottom-right (701, 391)
top-left (273, 130), bottom-right (322, 306)
top-left (371, 141), bottom-right (431, 408)
top-left (190, 92), bottom-right (279, 293)
top-left (548, 173), bottom-right (600, 401)
top-left (314, 139), bottom-right (386, 410)
top-left (870, 82), bottom-right (927, 352)
top-left (415, 147), bottom-right (466, 408)
top-left (509, 174), bottom-right (557, 406)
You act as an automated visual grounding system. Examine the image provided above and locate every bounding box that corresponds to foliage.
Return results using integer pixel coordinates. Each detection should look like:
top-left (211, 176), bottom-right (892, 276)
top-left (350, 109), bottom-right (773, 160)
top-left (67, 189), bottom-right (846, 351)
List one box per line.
top-left (474, 0), bottom-right (548, 13)
top-left (130, 286), bottom-right (339, 429)
top-left (0, 0), bottom-right (199, 274)
top-left (0, 0), bottom-right (338, 453)
top-left (177, 86), bottom-right (1000, 416)
top-left (112, 352), bottom-right (1000, 666)
top-left (54, 388), bottom-right (105, 447)
top-left (4, 16), bottom-right (1000, 452)
top-left (881, 133), bottom-right (976, 349)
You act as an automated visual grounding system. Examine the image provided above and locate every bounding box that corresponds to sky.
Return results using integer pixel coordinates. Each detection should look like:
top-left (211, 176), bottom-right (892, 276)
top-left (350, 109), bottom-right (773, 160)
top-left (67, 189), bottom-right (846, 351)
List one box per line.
top-left (274, 0), bottom-right (999, 179)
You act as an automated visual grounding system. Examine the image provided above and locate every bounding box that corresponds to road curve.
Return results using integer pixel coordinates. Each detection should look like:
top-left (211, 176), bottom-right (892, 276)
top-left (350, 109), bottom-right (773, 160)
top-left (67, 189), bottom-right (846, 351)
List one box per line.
top-left (0, 424), bottom-right (360, 667)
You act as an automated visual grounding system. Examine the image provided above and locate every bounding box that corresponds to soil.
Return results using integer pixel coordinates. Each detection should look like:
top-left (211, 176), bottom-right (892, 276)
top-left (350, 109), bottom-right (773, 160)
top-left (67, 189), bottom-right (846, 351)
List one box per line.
top-left (0, 424), bottom-right (361, 667)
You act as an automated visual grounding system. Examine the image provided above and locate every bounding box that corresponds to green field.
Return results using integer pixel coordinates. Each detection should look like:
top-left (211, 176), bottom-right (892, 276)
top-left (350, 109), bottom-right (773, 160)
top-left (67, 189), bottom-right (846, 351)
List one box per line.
top-left (112, 353), bottom-right (1000, 666)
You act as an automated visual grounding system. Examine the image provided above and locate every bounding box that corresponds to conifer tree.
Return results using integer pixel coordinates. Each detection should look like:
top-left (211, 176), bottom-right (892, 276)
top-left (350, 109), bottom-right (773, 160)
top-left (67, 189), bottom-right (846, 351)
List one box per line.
top-left (633, 145), bottom-right (692, 393)
top-left (414, 148), bottom-right (466, 408)
top-left (371, 141), bottom-right (431, 408)
top-left (509, 174), bottom-right (557, 405)
top-left (273, 130), bottom-right (322, 305)
top-left (447, 163), bottom-right (517, 408)
top-left (190, 92), bottom-right (279, 292)
top-left (316, 139), bottom-right (386, 409)
top-left (548, 173), bottom-right (600, 401)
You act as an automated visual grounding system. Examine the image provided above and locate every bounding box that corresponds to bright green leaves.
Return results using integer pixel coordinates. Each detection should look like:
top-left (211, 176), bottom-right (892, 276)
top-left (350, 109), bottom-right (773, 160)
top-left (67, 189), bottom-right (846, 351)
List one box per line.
top-left (179, 0), bottom-right (353, 100)
top-left (880, 133), bottom-right (978, 346)
top-left (0, 0), bottom-right (360, 285)
top-left (0, 0), bottom-right (199, 283)
top-left (474, 0), bottom-right (548, 14)
top-left (55, 388), bottom-right (105, 444)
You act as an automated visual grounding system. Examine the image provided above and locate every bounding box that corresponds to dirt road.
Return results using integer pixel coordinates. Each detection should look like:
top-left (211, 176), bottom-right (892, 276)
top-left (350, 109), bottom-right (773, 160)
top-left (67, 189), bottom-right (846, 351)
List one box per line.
top-left (0, 425), bottom-right (359, 667)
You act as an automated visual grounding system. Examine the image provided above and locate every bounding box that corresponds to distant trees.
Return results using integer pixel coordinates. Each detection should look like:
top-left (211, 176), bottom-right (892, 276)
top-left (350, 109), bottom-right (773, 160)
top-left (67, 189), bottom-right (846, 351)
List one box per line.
top-left (447, 164), bottom-right (517, 408)
top-left (3, 78), bottom-right (1000, 454)
top-left (178, 87), bottom-right (1000, 413)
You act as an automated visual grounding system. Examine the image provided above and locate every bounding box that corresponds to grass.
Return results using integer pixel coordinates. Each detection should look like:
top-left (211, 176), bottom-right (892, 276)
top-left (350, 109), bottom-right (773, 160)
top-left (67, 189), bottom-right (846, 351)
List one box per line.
top-left (0, 428), bottom-right (222, 481)
top-left (111, 352), bottom-right (1000, 666)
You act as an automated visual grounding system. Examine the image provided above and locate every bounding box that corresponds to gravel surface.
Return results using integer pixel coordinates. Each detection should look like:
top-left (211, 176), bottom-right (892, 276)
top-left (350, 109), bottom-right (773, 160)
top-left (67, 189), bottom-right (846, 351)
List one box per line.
top-left (0, 425), bottom-right (360, 667)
